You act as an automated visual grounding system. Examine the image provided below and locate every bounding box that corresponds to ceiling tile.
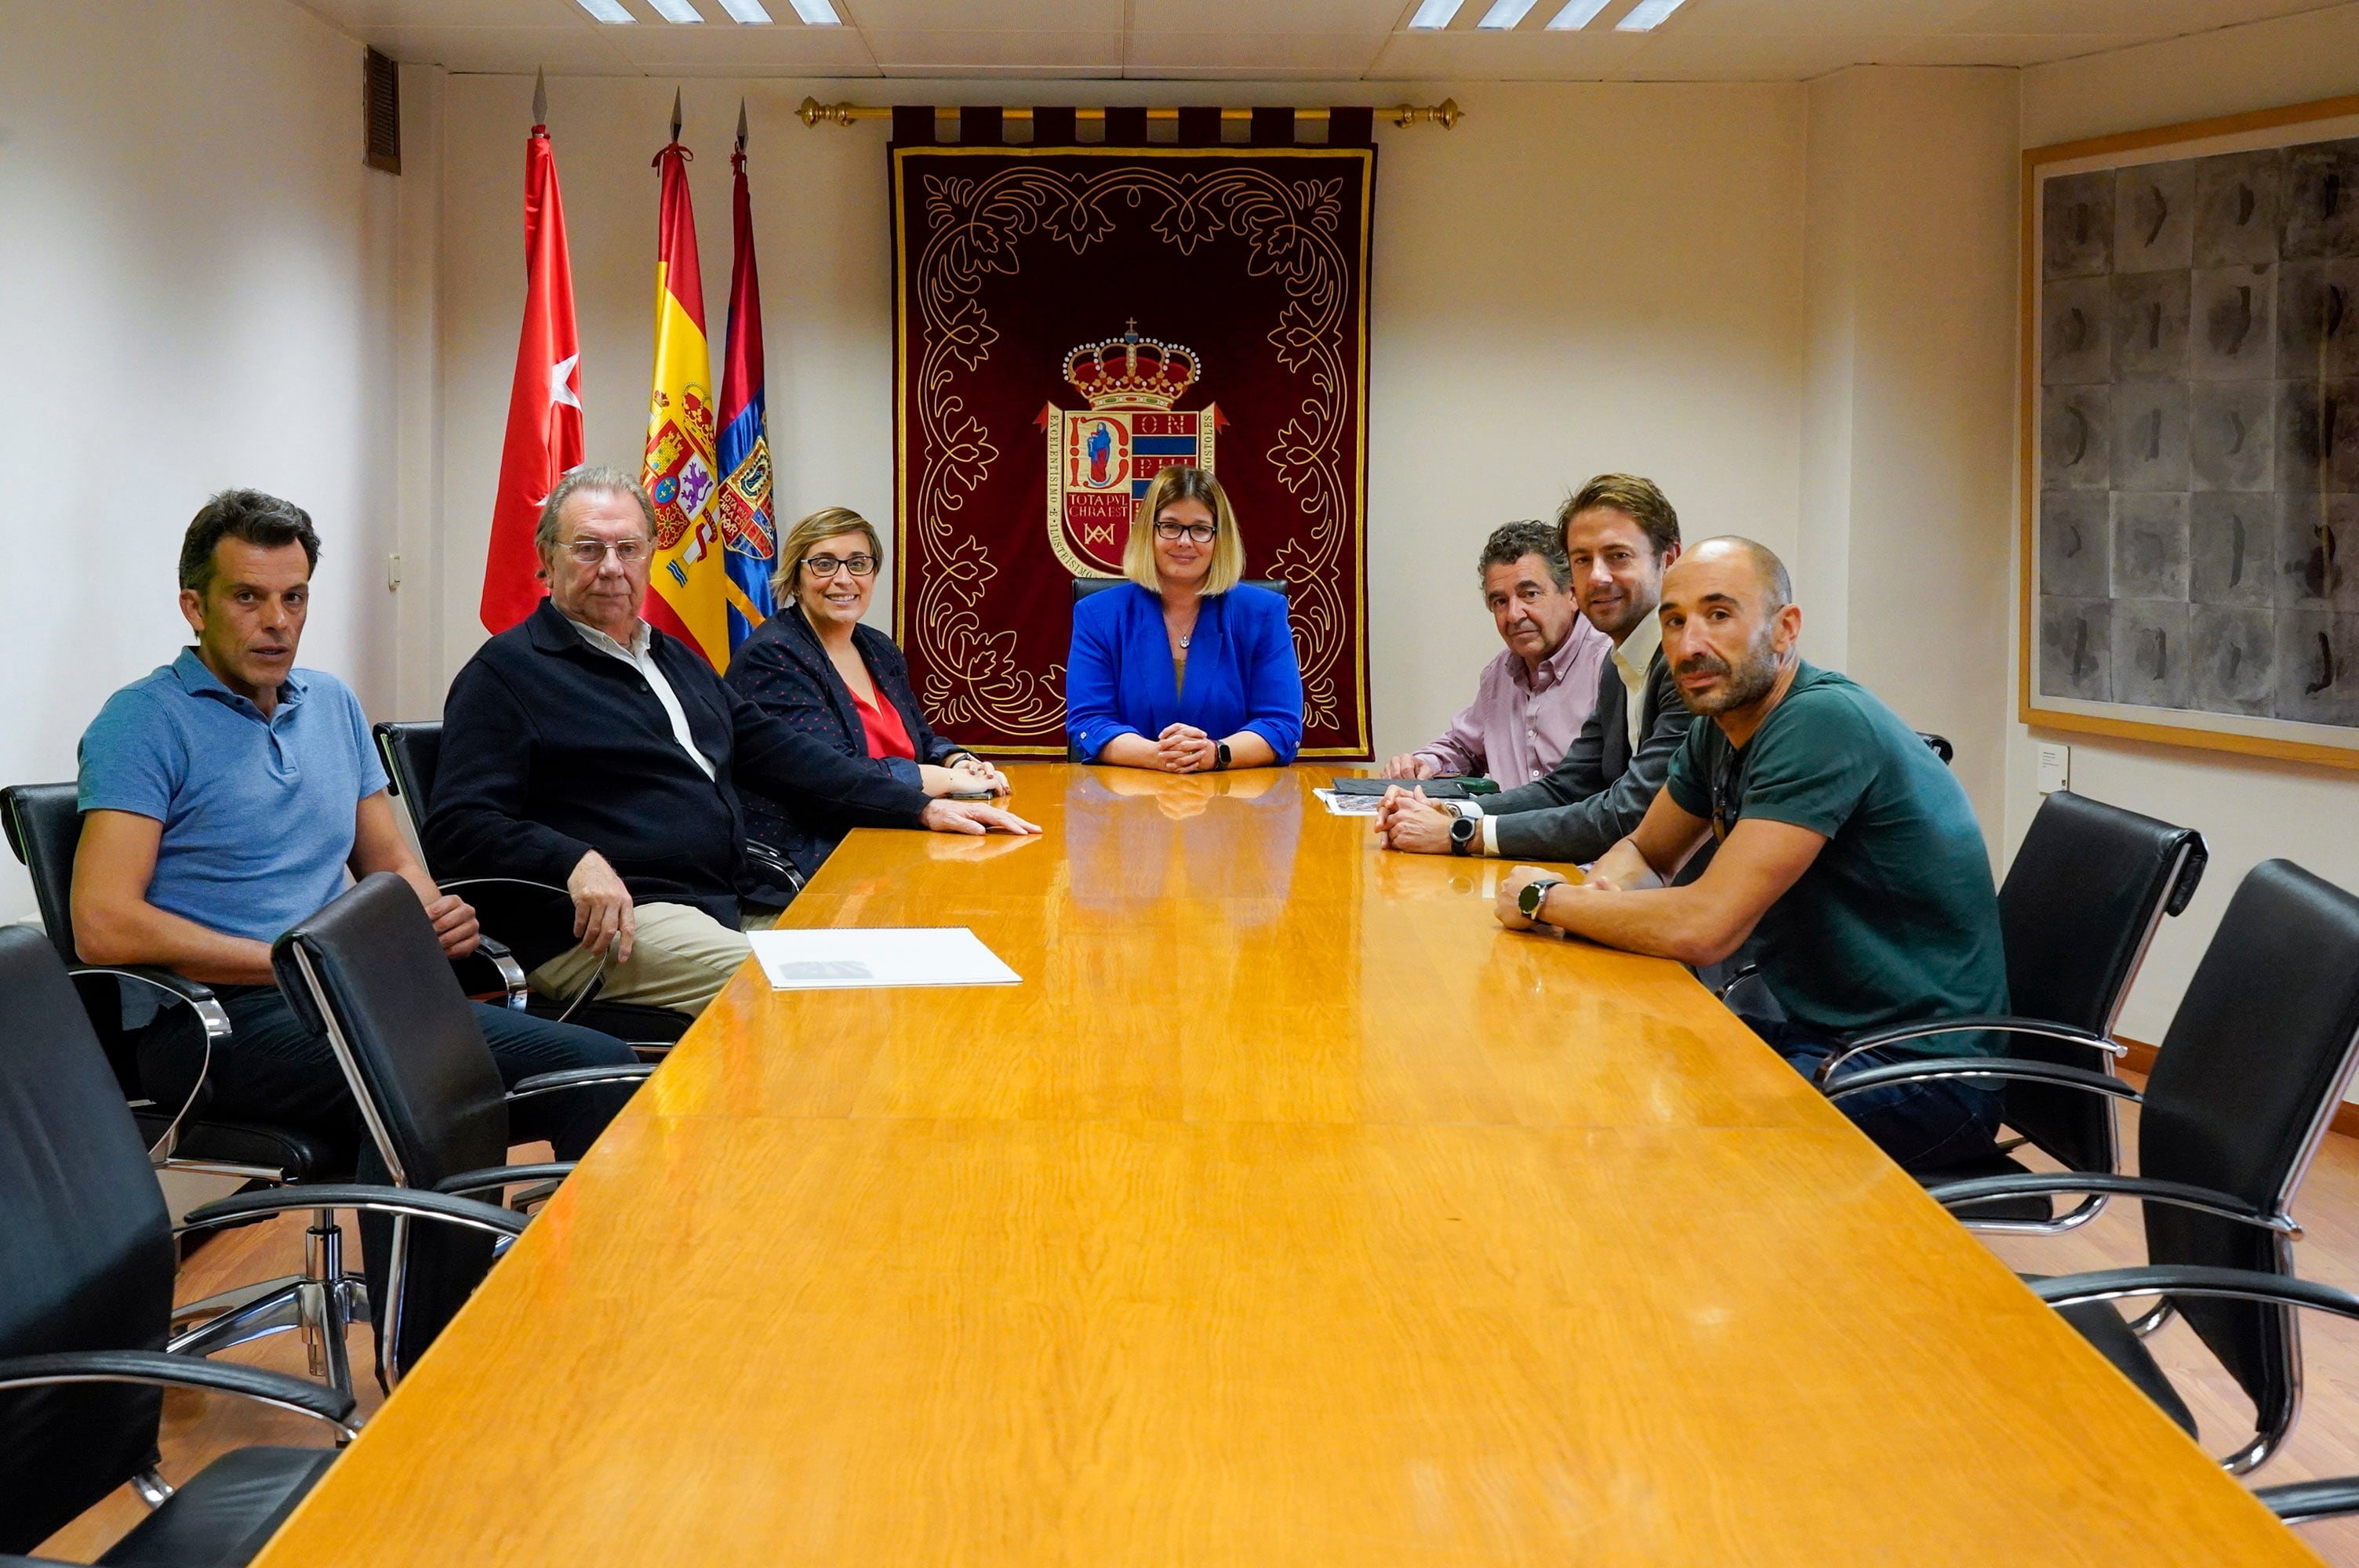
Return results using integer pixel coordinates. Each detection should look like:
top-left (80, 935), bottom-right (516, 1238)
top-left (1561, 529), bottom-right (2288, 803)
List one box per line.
top-left (864, 29), bottom-right (1125, 73)
top-left (1365, 27), bottom-right (1648, 78)
top-left (843, 0), bottom-right (1124, 30)
top-left (1891, 31), bottom-right (2147, 66)
top-left (1950, 0), bottom-right (2345, 34)
top-left (1125, 33), bottom-right (1392, 75)
top-left (1659, 0), bottom-right (1956, 36)
top-left (1604, 31), bottom-right (1925, 79)
top-left (334, 23), bottom-right (642, 73)
top-left (614, 25), bottom-right (881, 72)
top-left (289, 0), bottom-right (585, 29)
top-left (1129, 0), bottom-right (1408, 31)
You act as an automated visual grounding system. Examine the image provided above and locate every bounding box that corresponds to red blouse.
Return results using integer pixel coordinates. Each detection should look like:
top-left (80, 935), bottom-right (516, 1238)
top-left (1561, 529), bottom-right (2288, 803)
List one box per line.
top-left (850, 681), bottom-right (916, 761)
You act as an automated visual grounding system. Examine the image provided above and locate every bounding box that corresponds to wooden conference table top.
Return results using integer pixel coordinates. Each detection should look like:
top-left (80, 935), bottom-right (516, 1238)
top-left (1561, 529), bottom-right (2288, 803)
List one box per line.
top-left (253, 764), bottom-right (2316, 1567)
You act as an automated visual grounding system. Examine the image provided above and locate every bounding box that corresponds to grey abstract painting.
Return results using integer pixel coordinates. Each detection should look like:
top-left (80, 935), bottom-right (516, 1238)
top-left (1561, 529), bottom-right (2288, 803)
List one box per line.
top-left (2035, 128), bottom-right (2359, 747)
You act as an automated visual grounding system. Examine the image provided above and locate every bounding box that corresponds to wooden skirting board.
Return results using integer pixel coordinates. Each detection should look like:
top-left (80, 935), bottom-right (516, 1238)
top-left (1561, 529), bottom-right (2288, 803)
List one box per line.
top-left (2117, 1036), bottom-right (2359, 1139)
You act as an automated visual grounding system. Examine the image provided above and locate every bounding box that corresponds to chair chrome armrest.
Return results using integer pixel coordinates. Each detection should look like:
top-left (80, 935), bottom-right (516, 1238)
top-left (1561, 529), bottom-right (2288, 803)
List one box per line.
top-left (2255, 1476), bottom-right (2359, 1526)
top-left (1932, 1175), bottom-right (2300, 1237)
top-left (505, 1063), bottom-right (659, 1105)
top-left (69, 964), bottom-right (233, 1162)
top-left (468, 937), bottom-right (529, 1010)
top-left (178, 1183), bottom-right (529, 1241)
top-left (434, 1161), bottom-right (576, 1197)
top-left (745, 838), bottom-right (806, 894)
top-left (0, 1349), bottom-right (359, 1439)
top-left (2031, 1264), bottom-right (2359, 1318)
top-left (1811, 1015), bottom-right (2125, 1087)
top-left (1822, 1056), bottom-right (2139, 1105)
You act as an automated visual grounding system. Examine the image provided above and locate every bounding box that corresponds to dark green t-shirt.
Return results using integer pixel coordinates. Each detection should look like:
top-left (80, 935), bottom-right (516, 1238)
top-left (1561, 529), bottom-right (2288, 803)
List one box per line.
top-left (1663, 662), bottom-right (2008, 1055)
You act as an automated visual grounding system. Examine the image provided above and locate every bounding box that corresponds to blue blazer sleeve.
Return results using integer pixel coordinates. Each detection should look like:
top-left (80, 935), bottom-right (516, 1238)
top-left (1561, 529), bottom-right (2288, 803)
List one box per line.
top-left (1064, 588), bottom-right (1140, 763)
top-left (1232, 586), bottom-right (1304, 764)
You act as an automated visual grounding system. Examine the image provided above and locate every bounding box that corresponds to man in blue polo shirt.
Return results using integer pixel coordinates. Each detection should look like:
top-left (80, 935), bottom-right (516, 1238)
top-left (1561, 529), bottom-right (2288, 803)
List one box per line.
top-left (74, 489), bottom-right (635, 1165)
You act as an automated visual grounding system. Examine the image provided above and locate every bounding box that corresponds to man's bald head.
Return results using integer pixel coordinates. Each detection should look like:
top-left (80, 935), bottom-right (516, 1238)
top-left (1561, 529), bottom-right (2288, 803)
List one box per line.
top-left (1671, 536), bottom-right (1792, 612)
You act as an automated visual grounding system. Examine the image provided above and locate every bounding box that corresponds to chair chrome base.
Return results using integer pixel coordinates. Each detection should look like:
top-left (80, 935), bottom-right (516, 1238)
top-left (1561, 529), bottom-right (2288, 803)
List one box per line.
top-left (168, 1208), bottom-right (369, 1399)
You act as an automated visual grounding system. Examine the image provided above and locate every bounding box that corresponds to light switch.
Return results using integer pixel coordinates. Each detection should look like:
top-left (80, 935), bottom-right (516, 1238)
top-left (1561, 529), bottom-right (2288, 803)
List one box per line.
top-left (2035, 741), bottom-right (2070, 795)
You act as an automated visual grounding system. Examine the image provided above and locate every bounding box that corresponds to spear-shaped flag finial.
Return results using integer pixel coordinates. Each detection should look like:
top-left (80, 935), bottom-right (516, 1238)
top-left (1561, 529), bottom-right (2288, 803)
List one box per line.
top-left (736, 97), bottom-right (749, 154)
top-left (670, 87), bottom-right (683, 144)
top-left (532, 67), bottom-right (547, 127)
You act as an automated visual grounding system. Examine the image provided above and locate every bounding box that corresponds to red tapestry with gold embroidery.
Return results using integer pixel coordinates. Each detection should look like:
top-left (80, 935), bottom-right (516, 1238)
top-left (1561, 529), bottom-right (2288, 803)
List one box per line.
top-left (890, 113), bottom-right (1375, 757)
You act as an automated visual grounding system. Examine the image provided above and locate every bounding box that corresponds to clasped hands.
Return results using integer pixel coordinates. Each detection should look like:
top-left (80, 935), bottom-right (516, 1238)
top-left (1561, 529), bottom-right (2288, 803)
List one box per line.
top-left (1372, 786), bottom-right (1459, 854)
top-left (1494, 862), bottom-right (1620, 931)
top-left (1149, 723), bottom-right (1221, 774)
top-left (919, 755), bottom-right (1012, 797)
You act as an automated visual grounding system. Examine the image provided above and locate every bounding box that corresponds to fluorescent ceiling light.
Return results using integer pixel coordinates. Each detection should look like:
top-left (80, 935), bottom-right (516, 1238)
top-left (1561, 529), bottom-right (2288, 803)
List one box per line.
top-left (1406, 0), bottom-right (1466, 29)
top-left (572, 0), bottom-right (634, 21)
top-left (1546, 0), bottom-right (1612, 28)
top-left (716, 0), bottom-right (772, 19)
top-left (786, 0), bottom-right (842, 22)
top-left (1477, 0), bottom-right (1538, 26)
top-left (645, 0), bottom-right (703, 19)
top-left (1616, 0), bottom-right (1688, 29)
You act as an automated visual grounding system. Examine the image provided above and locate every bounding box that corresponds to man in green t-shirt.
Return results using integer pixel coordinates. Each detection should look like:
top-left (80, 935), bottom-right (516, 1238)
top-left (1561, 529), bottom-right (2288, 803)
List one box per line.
top-left (1492, 536), bottom-right (2009, 1172)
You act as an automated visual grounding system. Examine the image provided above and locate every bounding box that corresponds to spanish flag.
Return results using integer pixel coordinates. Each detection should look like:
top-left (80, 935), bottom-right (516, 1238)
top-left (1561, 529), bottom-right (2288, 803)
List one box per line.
top-left (639, 128), bottom-right (729, 670)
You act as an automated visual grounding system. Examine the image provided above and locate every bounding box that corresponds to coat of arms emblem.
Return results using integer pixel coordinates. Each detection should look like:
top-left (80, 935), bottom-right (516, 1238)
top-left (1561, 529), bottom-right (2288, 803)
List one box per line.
top-left (1038, 323), bottom-right (1223, 577)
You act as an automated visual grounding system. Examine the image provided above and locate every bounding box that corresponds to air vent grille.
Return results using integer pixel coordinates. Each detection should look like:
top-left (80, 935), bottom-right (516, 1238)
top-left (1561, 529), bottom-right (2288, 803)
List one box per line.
top-left (364, 48), bottom-right (401, 174)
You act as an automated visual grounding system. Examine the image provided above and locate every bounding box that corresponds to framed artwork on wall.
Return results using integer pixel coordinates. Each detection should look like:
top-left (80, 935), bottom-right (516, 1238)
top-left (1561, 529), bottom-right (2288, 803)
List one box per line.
top-left (2022, 93), bottom-right (2359, 769)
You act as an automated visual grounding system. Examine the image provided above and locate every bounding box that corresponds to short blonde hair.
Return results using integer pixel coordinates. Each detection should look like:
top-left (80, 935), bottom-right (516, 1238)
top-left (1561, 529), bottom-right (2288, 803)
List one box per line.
top-left (1123, 466), bottom-right (1244, 596)
top-left (771, 506), bottom-right (885, 597)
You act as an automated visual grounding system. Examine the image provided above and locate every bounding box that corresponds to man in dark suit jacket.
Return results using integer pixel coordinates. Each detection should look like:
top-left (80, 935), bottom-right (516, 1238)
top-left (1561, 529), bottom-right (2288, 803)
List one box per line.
top-left (426, 468), bottom-right (1037, 1015)
top-left (1378, 474), bottom-right (1690, 866)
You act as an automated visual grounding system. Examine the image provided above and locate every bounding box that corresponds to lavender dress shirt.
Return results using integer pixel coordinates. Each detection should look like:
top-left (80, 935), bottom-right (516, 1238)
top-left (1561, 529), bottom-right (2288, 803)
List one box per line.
top-left (1411, 617), bottom-right (1613, 789)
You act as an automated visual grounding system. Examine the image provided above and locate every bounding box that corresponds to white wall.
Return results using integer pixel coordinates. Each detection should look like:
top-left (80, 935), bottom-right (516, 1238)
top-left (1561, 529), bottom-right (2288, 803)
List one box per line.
top-left (2012, 13), bottom-right (2359, 1046)
top-left (431, 78), bottom-right (1810, 765)
top-left (0, 0), bottom-right (403, 927)
top-left (1802, 67), bottom-right (2020, 850)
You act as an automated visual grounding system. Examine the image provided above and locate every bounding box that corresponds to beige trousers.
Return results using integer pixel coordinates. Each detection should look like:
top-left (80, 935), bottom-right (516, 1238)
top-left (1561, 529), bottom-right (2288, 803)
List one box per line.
top-left (528, 900), bottom-right (772, 1017)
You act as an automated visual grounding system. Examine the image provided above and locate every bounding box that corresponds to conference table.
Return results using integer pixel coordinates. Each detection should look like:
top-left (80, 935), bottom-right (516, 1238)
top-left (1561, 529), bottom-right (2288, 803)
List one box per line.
top-left (253, 764), bottom-right (2316, 1566)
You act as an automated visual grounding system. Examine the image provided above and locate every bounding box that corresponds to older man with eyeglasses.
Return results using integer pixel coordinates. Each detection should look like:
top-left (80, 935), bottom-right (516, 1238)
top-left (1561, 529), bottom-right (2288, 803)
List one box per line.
top-left (426, 467), bottom-right (1038, 1017)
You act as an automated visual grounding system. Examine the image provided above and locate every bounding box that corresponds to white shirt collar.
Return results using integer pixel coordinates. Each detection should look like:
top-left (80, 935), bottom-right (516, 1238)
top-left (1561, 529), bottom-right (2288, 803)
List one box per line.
top-left (565, 614), bottom-right (652, 662)
top-left (1611, 606), bottom-right (1662, 685)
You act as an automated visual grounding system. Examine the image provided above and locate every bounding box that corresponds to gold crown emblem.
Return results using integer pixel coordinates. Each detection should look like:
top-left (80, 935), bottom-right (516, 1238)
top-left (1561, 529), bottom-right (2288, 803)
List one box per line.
top-left (1063, 321), bottom-right (1199, 412)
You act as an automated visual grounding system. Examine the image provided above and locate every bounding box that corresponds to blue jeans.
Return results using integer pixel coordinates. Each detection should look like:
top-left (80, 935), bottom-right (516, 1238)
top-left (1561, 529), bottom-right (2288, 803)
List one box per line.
top-left (140, 984), bottom-right (636, 1165)
top-left (1743, 1015), bottom-right (2003, 1174)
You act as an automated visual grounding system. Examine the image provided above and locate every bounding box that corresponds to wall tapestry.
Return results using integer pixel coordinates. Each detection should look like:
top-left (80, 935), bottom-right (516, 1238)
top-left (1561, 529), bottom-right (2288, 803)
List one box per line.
top-left (891, 113), bottom-right (1374, 757)
top-left (2024, 93), bottom-right (2359, 769)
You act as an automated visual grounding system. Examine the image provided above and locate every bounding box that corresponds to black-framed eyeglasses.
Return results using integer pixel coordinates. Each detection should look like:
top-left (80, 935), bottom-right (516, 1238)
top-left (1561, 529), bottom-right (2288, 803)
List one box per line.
top-left (1708, 742), bottom-right (1745, 843)
top-left (801, 553), bottom-right (878, 579)
top-left (1153, 520), bottom-right (1218, 544)
top-left (562, 538), bottom-right (648, 566)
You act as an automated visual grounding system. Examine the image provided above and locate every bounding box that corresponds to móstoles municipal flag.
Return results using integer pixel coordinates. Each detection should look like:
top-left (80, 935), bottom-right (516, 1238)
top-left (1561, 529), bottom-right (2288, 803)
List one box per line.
top-left (716, 105), bottom-right (776, 653)
top-left (640, 129), bottom-right (729, 669)
top-left (480, 111), bottom-right (583, 634)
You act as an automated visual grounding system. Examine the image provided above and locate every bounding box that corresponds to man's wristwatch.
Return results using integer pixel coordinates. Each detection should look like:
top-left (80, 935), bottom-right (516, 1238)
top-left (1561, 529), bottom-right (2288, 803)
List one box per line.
top-left (1518, 876), bottom-right (1568, 921)
top-left (1213, 741), bottom-right (1232, 771)
top-left (1448, 814), bottom-right (1479, 856)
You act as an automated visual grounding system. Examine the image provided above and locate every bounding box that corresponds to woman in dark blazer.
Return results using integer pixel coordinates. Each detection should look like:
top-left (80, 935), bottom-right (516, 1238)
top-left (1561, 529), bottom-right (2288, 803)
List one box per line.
top-left (1065, 465), bottom-right (1304, 771)
top-left (725, 506), bottom-right (1006, 885)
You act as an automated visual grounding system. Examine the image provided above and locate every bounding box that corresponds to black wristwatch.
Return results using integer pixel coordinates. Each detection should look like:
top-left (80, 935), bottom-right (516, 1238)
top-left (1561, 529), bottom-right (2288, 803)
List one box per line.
top-left (1448, 814), bottom-right (1478, 856)
top-left (1214, 741), bottom-right (1232, 771)
top-left (1519, 876), bottom-right (1567, 921)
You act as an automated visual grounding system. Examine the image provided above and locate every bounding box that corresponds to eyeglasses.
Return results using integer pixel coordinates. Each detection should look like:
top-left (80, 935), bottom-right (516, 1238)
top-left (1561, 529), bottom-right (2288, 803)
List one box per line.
top-left (801, 554), bottom-right (878, 579)
top-left (1152, 520), bottom-right (1218, 544)
top-left (562, 538), bottom-right (648, 566)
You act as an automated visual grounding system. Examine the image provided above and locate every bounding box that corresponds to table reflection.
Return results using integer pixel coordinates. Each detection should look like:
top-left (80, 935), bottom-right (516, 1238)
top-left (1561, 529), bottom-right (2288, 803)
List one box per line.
top-left (1062, 768), bottom-right (1307, 922)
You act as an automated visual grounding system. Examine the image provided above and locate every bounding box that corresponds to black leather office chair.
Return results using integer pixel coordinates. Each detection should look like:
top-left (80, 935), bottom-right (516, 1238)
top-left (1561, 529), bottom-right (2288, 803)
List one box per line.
top-left (0, 924), bottom-right (525, 1563)
top-left (274, 873), bottom-right (654, 1384)
top-left (373, 720), bottom-right (695, 1054)
top-left (1064, 576), bottom-right (1289, 761)
top-left (1939, 859), bottom-right (2359, 1475)
top-left (1813, 790), bottom-right (2206, 1229)
top-left (1914, 731), bottom-right (1954, 764)
top-left (2, 781), bottom-right (383, 1393)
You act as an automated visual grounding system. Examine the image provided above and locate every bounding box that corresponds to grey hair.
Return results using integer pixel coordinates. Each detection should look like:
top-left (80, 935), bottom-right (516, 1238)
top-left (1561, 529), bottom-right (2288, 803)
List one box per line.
top-left (1693, 535), bottom-right (1794, 612)
top-left (1477, 520), bottom-right (1570, 592)
top-left (536, 466), bottom-right (658, 554)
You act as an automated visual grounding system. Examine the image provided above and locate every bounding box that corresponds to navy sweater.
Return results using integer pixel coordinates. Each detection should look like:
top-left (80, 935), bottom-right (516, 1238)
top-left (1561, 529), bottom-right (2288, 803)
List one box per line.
top-left (424, 602), bottom-right (928, 955)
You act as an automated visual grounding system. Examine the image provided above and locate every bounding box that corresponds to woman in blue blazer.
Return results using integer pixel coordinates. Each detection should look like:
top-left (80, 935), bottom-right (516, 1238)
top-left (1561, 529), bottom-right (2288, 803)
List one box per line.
top-left (1066, 466), bottom-right (1304, 770)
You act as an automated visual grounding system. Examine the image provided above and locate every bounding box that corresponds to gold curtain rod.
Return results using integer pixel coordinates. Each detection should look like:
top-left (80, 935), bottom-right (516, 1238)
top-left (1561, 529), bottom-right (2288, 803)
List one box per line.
top-left (796, 97), bottom-right (1461, 130)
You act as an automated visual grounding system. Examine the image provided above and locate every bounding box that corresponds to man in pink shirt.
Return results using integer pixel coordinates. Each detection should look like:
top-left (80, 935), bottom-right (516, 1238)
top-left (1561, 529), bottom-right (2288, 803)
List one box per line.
top-left (1383, 520), bottom-right (1612, 788)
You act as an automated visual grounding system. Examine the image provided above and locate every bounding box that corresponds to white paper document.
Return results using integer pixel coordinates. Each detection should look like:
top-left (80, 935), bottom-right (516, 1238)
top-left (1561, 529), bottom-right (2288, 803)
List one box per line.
top-left (1313, 788), bottom-right (1383, 817)
top-left (747, 927), bottom-right (1022, 991)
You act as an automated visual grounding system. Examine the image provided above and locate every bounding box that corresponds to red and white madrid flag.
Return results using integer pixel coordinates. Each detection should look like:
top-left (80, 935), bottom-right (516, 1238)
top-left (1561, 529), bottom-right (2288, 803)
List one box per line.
top-left (480, 113), bottom-right (584, 634)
